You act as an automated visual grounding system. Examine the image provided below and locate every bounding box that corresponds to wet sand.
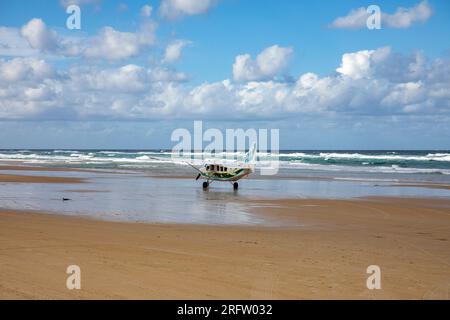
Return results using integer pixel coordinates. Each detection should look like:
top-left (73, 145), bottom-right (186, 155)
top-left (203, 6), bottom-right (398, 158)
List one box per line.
top-left (0, 173), bottom-right (84, 184)
top-left (1, 197), bottom-right (450, 299)
top-left (0, 164), bottom-right (128, 175)
top-left (0, 165), bottom-right (88, 172)
top-left (392, 183), bottom-right (450, 191)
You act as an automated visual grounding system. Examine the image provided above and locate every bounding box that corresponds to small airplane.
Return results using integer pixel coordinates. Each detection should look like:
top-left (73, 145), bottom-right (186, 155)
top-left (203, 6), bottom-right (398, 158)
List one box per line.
top-left (187, 143), bottom-right (257, 190)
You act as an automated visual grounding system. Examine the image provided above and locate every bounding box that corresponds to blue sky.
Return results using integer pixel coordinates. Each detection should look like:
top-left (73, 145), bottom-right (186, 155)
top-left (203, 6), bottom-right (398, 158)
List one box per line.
top-left (0, 0), bottom-right (449, 149)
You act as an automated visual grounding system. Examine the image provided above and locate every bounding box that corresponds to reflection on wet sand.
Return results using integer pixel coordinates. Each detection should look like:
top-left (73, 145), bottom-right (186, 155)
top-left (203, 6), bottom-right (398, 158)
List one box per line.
top-left (0, 164), bottom-right (449, 225)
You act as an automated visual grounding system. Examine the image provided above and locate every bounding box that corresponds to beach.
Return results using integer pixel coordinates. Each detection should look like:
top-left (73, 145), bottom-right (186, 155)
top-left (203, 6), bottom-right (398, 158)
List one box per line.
top-left (2, 0), bottom-right (450, 304)
top-left (0, 164), bottom-right (449, 299)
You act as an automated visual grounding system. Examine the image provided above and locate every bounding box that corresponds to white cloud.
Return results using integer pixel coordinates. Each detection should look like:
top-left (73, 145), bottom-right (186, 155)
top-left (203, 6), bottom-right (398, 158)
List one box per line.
top-left (382, 82), bottom-right (426, 109)
top-left (162, 39), bottom-right (191, 63)
top-left (149, 67), bottom-right (188, 82)
top-left (141, 4), bottom-right (153, 17)
top-left (384, 1), bottom-right (433, 28)
top-left (20, 19), bottom-right (86, 57)
top-left (84, 27), bottom-right (141, 60)
top-left (84, 21), bottom-right (156, 60)
top-left (74, 64), bottom-right (149, 93)
top-left (2, 18), bottom-right (157, 61)
top-left (330, 1), bottom-right (433, 29)
top-left (4, 19), bottom-right (83, 58)
top-left (336, 49), bottom-right (376, 79)
top-left (20, 18), bottom-right (59, 52)
top-left (329, 7), bottom-right (368, 29)
top-left (159, 0), bottom-right (217, 20)
top-left (24, 85), bottom-right (55, 101)
top-left (233, 45), bottom-right (293, 82)
top-left (0, 47), bottom-right (449, 121)
top-left (0, 58), bottom-right (61, 119)
top-left (0, 57), bottom-right (55, 82)
top-left (0, 27), bottom-right (37, 57)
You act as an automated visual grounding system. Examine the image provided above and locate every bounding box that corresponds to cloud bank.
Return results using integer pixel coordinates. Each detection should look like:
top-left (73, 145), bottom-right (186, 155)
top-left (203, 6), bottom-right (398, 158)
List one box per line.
top-left (0, 44), bottom-right (449, 121)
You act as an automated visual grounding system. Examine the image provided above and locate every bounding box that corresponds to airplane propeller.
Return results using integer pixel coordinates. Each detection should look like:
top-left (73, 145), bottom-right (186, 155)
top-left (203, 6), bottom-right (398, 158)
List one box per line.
top-left (195, 173), bottom-right (201, 180)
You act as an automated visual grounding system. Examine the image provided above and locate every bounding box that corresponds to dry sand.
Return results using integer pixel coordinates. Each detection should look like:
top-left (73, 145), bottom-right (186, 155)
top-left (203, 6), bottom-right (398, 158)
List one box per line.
top-left (1, 197), bottom-right (449, 299)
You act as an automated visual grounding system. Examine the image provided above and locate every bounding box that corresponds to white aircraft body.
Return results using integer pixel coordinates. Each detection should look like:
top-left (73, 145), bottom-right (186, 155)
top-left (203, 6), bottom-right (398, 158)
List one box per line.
top-left (152, 143), bottom-right (257, 190)
top-left (188, 143), bottom-right (257, 190)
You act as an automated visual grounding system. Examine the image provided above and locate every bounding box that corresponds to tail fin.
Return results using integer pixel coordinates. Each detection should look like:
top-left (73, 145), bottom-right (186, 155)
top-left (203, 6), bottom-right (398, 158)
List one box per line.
top-left (244, 142), bottom-right (257, 164)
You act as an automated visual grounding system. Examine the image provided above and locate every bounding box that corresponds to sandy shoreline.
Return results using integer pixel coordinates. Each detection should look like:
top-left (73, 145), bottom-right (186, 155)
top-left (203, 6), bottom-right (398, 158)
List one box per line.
top-left (0, 164), bottom-right (449, 299)
top-left (1, 196), bottom-right (449, 299)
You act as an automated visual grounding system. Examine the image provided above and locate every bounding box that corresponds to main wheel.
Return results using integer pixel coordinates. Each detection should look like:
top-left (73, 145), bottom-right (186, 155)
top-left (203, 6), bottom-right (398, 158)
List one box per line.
top-left (202, 181), bottom-right (209, 189)
top-left (233, 182), bottom-right (239, 190)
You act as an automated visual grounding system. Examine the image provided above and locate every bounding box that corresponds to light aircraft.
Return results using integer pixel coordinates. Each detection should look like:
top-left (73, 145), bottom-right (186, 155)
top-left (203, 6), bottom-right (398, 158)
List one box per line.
top-left (151, 143), bottom-right (257, 190)
top-left (187, 143), bottom-right (257, 190)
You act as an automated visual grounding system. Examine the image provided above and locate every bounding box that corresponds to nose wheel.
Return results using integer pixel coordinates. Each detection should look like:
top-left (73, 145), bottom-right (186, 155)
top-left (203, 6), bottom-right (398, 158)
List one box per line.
top-left (233, 182), bottom-right (239, 190)
top-left (202, 181), bottom-right (209, 189)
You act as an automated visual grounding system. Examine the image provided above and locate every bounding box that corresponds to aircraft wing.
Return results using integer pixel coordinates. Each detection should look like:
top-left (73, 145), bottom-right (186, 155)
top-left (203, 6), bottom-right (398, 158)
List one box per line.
top-left (147, 156), bottom-right (203, 174)
top-left (185, 161), bottom-right (203, 174)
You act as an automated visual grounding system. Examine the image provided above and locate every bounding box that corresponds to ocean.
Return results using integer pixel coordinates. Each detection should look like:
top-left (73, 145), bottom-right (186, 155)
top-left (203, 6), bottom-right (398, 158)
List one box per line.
top-left (1, 149), bottom-right (449, 179)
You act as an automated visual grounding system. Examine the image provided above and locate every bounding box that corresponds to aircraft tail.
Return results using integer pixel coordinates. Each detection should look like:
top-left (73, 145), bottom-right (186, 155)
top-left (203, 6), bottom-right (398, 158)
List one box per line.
top-left (244, 142), bottom-right (257, 164)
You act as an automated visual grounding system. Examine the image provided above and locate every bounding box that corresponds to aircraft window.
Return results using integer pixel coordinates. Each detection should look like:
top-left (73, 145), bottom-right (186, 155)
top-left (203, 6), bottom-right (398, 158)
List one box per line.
top-left (224, 167), bottom-right (227, 172)
top-left (206, 165), bottom-right (209, 170)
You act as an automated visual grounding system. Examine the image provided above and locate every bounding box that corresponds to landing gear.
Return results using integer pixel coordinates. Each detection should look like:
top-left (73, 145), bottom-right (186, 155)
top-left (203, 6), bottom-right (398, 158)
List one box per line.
top-left (201, 180), bottom-right (239, 190)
